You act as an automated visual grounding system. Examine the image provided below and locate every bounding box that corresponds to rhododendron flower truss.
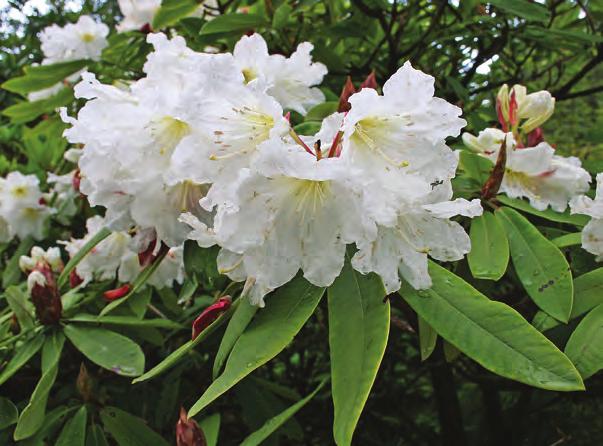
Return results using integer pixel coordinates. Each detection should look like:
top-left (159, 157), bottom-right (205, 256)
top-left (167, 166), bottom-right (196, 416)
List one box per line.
top-left (571, 173), bottom-right (603, 260)
top-left (463, 128), bottom-right (590, 212)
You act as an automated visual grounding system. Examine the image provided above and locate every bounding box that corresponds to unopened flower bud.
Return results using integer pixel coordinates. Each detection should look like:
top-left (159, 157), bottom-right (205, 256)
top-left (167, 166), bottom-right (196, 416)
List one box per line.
top-left (496, 84), bottom-right (509, 130)
top-left (192, 296), bottom-right (232, 340)
top-left (28, 265), bottom-right (62, 325)
top-left (176, 408), bottom-right (206, 446)
top-left (519, 91), bottom-right (555, 133)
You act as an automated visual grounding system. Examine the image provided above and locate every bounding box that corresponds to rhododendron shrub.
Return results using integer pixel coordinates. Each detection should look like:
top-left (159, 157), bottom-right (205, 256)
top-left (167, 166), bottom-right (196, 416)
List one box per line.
top-left (1, 1), bottom-right (603, 445)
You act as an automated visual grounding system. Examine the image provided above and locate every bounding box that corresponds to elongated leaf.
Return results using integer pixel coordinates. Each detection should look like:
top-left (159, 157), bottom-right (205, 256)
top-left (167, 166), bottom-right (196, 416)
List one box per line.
top-left (213, 298), bottom-right (258, 379)
top-left (152, 0), bottom-right (199, 29)
top-left (67, 314), bottom-right (183, 329)
top-left (100, 407), bottom-right (169, 446)
top-left (533, 268), bottom-right (603, 331)
top-left (459, 150), bottom-right (493, 184)
top-left (58, 227), bottom-right (111, 288)
top-left (5, 286), bottom-right (35, 330)
top-left (198, 413), bottom-right (220, 446)
top-left (132, 298), bottom-right (240, 383)
top-left (0, 397), bottom-right (18, 429)
top-left (3, 237), bottom-right (34, 288)
top-left (240, 379), bottom-right (326, 446)
top-left (18, 406), bottom-right (76, 446)
top-left (418, 316), bottom-right (437, 361)
top-left (64, 325), bottom-right (144, 377)
top-left (468, 212), bottom-right (509, 280)
top-left (200, 13), bottom-right (269, 35)
top-left (488, 0), bottom-right (550, 22)
top-left (400, 262), bottom-right (583, 391)
top-left (498, 196), bottom-right (589, 226)
top-left (188, 278), bottom-right (325, 416)
top-left (0, 333), bottom-right (44, 386)
top-left (304, 102), bottom-right (338, 122)
top-left (41, 331), bottom-right (65, 372)
top-left (2, 60), bottom-right (88, 95)
top-left (86, 424), bottom-right (109, 446)
top-left (2, 88), bottom-right (74, 124)
top-left (56, 406), bottom-right (87, 446)
top-left (328, 260), bottom-right (389, 446)
top-left (497, 207), bottom-right (573, 322)
top-left (565, 304), bottom-right (603, 379)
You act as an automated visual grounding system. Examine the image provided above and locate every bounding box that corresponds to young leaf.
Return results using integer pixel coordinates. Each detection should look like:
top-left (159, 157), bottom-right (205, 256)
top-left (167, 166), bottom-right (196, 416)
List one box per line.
top-left (328, 260), bottom-right (389, 446)
top-left (240, 379), bottom-right (327, 446)
top-left (418, 316), bottom-right (437, 361)
top-left (213, 298), bottom-right (258, 379)
top-left (497, 207), bottom-right (573, 322)
top-left (565, 304), bottom-right (603, 379)
top-left (198, 413), bottom-right (220, 446)
top-left (0, 333), bottom-right (45, 386)
top-left (0, 397), bottom-right (18, 429)
top-left (400, 262), bottom-right (584, 391)
top-left (188, 277), bottom-right (325, 417)
top-left (64, 325), bottom-right (145, 377)
top-left (467, 212), bottom-right (509, 280)
top-left (100, 407), bottom-right (169, 446)
top-left (55, 405), bottom-right (87, 446)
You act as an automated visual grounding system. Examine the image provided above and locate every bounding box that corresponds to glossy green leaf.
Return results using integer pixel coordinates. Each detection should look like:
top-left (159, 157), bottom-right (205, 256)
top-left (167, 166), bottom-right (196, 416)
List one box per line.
top-left (328, 260), bottom-right (389, 446)
top-left (200, 13), bottom-right (269, 35)
top-left (498, 196), bottom-right (589, 226)
top-left (18, 406), bottom-right (77, 446)
top-left (400, 262), bottom-right (584, 391)
top-left (240, 379), bottom-right (326, 446)
top-left (293, 121), bottom-right (321, 135)
top-left (552, 232), bottom-right (582, 248)
top-left (565, 304), bottom-right (603, 379)
top-left (152, 0), bottom-right (199, 29)
top-left (64, 325), bottom-right (144, 377)
top-left (58, 227), bottom-right (111, 289)
top-left (67, 314), bottom-right (183, 329)
top-left (188, 278), bottom-right (325, 416)
top-left (0, 333), bottom-right (44, 386)
top-left (497, 207), bottom-right (573, 322)
top-left (132, 298), bottom-right (240, 383)
top-left (213, 298), bottom-right (258, 379)
top-left (458, 150), bottom-right (493, 184)
top-left (467, 211), bottom-right (509, 280)
top-left (5, 286), bottom-right (35, 330)
top-left (304, 101), bottom-right (338, 122)
top-left (100, 407), bottom-right (169, 446)
top-left (0, 397), bottom-right (18, 429)
top-left (56, 406), bottom-right (87, 446)
top-left (489, 0), bottom-right (550, 22)
top-left (41, 331), bottom-right (66, 372)
top-left (3, 237), bottom-right (34, 288)
top-left (418, 316), bottom-right (437, 361)
top-left (2, 60), bottom-right (89, 95)
top-left (198, 413), bottom-right (220, 446)
top-left (2, 88), bottom-right (74, 124)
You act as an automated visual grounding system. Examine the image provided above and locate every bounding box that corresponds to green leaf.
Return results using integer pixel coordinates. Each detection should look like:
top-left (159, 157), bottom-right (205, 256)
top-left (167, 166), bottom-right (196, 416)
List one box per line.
top-left (86, 424), bottom-right (109, 446)
top-left (497, 207), bottom-right (573, 322)
top-left (400, 262), bottom-right (584, 391)
top-left (0, 333), bottom-right (44, 386)
top-left (293, 121), bottom-right (321, 135)
top-left (152, 0), bottom-right (199, 29)
top-left (240, 379), bottom-right (326, 446)
top-left (458, 150), bottom-right (493, 184)
top-left (552, 232), bottom-right (582, 248)
top-left (534, 268), bottom-right (603, 331)
top-left (2, 60), bottom-right (89, 95)
top-left (2, 88), bottom-right (75, 124)
top-left (41, 330), bottom-right (65, 372)
top-left (200, 13), bottom-right (269, 35)
top-left (18, 406), bottom-right (77, 446)
top-left (67, 314), bottom-right (183, 329)
top-left (497, 196), bottom-right (589, 226)
top-left (3, 236), bottom-right (34, 288)
top-left (0, 397), bottom-right (18, 429)
top-left (418, 316), bottom-right (437, 361)
top-left (132, 298), bottom-right (240, 383)
top-left (188, 278), bottom-right (325, 416)
top-left (58, 227), bottom-right (112, 289)
top-left (56, 406), bottom-right (87, 446)
top-left (198, 413), bottom-right (220, 446)
top-left (305, 101), bottom-right (338, 122)
top-left (565, 304), bottom-right (603, 379)
top-left (64, 325), bottom-right (145, 377)
top-left (272, 3), bottom-right (293, 29)
top-left (5, 286), bottom-right (35, 330)
top-left (488, 0), bottom-right (551, 22)
top-left (467, 212), bottom-right (509, 280)
top-left (100, 407), bottom-right (169, 446)
top-left (328, 260), bottom-right (389, 446)
top-left (213, 298), bottom-right (258, 379)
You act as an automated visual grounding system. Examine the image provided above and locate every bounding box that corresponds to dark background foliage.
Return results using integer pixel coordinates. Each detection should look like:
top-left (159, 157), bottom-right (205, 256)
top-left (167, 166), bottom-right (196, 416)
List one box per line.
top-left (1, 1), bottom-right (602, 445)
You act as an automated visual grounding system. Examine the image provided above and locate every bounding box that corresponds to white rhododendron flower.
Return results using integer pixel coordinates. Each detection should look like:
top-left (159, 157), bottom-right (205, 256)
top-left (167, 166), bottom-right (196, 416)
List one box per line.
top-left (61, 216), bottom-right (185, 288)
top-left (571, 173), bottom-right (603, 260)
top-left (463, 128), bottom-right (590, 212)
top-left (39, 15), bottom-right (109, 63)
top-left (0, 172), bottom-right (52, 241)
top-left (233, 33), bottom-right (327, 114)
top-left (117, 0), bottom-right (161, 32)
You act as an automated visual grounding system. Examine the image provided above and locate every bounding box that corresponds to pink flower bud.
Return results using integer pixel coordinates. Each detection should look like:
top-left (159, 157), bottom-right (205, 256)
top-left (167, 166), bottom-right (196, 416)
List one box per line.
top-left (176, 408), bottom-right (206, 446)
top-left (192, 296), bottom-right (232, 340)
top-left (103, 284), bottom-right (131, 301)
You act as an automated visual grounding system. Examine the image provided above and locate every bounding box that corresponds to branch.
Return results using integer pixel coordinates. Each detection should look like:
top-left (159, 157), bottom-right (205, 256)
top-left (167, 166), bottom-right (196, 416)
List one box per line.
top-left (553, 45), bottom-right (603, 98)
top-left (556, 84), bottom-right (603, 101)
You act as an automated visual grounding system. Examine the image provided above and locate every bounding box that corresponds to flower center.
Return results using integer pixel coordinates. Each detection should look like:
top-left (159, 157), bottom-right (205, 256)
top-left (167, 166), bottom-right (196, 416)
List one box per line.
top-left (242, 68), bottom-right (257, 84)
top-left (148, 116), bottom-right (191, 156)
top-left (81, 33), bottom-right (95, 43)
top-left (352, 117), bottom-right (410, 168)
top-left (290, 179), bottom-right (331, 222)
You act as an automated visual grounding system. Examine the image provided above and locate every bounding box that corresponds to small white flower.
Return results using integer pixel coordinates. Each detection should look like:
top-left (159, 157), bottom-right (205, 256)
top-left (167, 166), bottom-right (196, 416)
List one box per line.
top-left (571, 173), bottom-right (603, 260)
top-left (40, 15), bottom-right (109, 63)
top-left (117, 0), bottom-right (161, 32)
